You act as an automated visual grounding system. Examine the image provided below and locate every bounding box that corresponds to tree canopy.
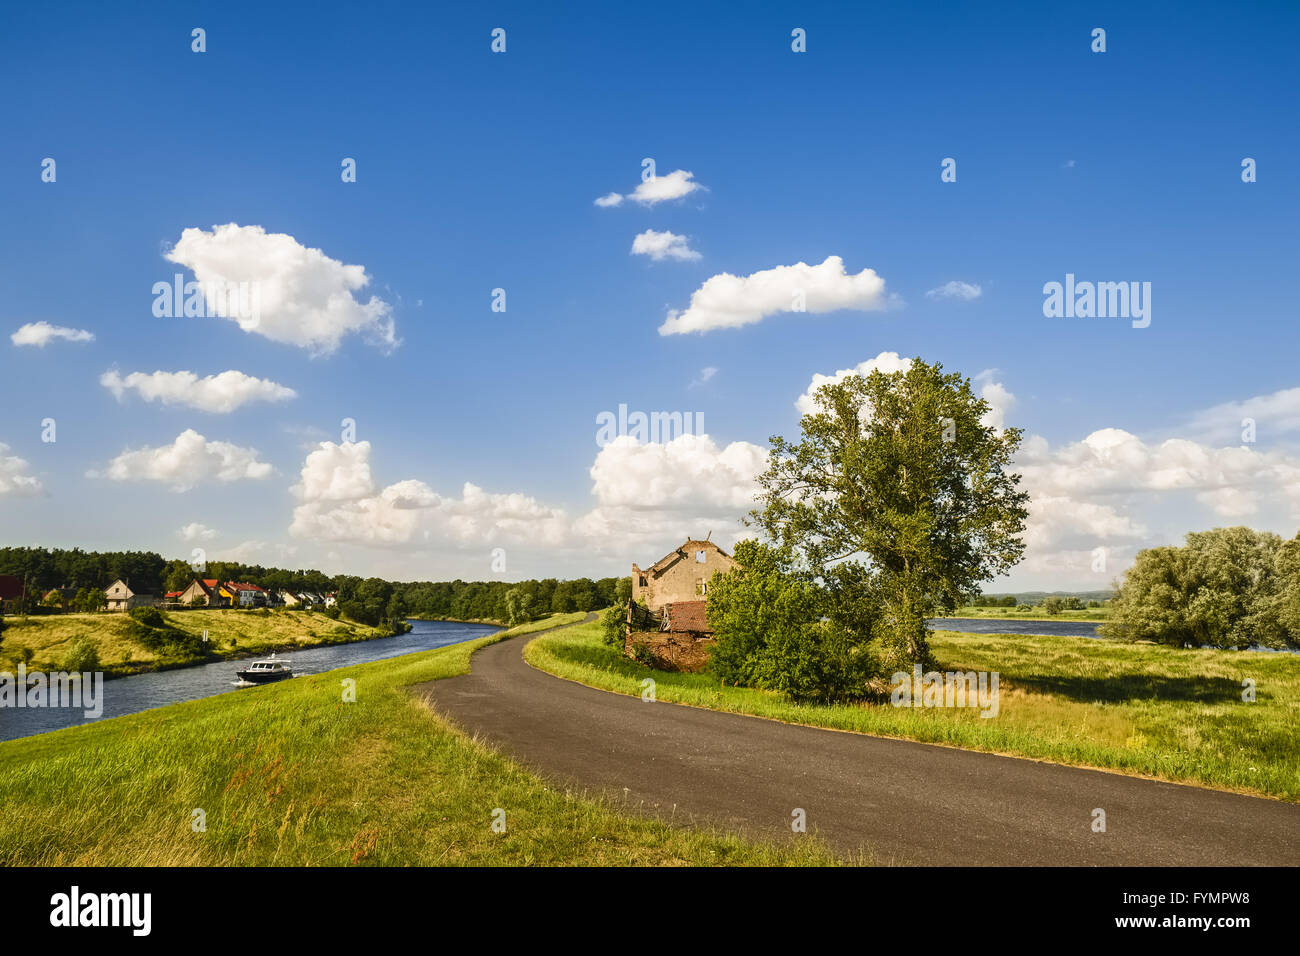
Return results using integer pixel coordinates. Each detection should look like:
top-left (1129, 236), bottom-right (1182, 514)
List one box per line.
top-left (1100, 527), bottom-right (1300, 649)
top-left (751, 357), bottom-right (1029, 670)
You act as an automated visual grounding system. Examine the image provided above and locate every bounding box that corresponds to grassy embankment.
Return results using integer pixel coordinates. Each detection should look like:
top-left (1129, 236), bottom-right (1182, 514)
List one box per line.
top-left (525, 621), bottom-right (1300, 802)
top-left (0, 609), bottom-right (399, 678)
top-left (936, 604), bottom-right (1110, 622)
top-left (0, 613), bottom-right (838, 866)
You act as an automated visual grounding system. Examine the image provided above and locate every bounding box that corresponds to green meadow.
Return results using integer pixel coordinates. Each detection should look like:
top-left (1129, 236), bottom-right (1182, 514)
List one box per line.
top-left (0, 614), bottom-right (837, 866)
top-left (0, 609), bottom-right (396, 678)
top-left (525, 621), bottom-right (1300, 802)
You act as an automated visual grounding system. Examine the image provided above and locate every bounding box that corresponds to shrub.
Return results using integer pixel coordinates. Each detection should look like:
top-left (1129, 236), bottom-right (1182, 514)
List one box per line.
top-left (128, 606), bottom-right (166, 628)
top-left (125, 607), bottom-right (205, 656)
top-left (341, 600), bottom-right (379, 626)
top-left (600, 602), bottom-right (628, 648)
top-left (708, 540), bottom-right (882, 704)
top-left (62, 637), bottom-right (100, 673)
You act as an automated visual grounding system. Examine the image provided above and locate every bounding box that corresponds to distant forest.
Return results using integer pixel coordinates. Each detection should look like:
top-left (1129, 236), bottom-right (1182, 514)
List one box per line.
top-left (973, 590), bottom-right (1114, 605)
top-left (0, 546), bottom-right (626, 624)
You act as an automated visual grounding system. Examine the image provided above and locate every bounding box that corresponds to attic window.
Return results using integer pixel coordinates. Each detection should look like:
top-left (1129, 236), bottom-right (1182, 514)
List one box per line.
top-left (696, 550), bottom-right (706, 563)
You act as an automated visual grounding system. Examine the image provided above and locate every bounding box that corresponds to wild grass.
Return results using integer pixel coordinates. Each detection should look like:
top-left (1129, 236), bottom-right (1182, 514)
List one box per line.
top-left (0, 609), bottom-right (394, 677)
top-left (525, 622), bottom-right (1300, 802)
top-left (0, 614), bottom-right (839, 866)
top-left (493, 611), bottom-right (588, 635)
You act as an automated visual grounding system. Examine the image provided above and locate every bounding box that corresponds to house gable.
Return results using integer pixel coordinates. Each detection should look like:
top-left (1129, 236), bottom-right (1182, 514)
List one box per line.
top-left (631, 538), bottom-right (735, 612)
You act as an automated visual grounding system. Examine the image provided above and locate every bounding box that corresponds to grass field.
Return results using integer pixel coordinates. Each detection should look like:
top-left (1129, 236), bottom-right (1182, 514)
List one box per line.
top-left (937, 605), bottom-right (1110, 622)
top-left (0, 609), bottom-right (396, 678)
top-left (525, 622), bottom-right (1300, 802)
top-left (0, 613), bottom-right (838, 866)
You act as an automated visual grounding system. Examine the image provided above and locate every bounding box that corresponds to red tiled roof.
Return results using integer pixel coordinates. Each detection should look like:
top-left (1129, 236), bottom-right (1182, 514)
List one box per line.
top-left (662, 600), bottom-right (712, 634)
top-left (224, 581), bottom-right (266, 592)
top-left (0, 575), bottom-right (24, 600)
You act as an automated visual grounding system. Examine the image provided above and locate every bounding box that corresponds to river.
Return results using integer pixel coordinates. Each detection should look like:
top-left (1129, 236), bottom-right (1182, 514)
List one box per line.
top-left (930, 617), bottom-right (1103, 637)
top-left (0, 619), bottom-right (500, 743)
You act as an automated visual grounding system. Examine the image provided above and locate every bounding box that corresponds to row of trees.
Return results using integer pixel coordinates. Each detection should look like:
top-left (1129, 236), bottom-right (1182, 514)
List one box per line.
top-left (1101, 526), bottom-right (1300, 649)
top-left (0, 548), bottom-right (167, 596)
top-left (0, 545), bottom-right (624, 628)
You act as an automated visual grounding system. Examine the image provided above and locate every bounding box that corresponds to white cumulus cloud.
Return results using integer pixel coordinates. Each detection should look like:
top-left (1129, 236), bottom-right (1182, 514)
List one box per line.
top-left (1183, 384), bottom-right (1300, 444)
top-left (165, 223), bottom-right (397, 355)
top-left (573, 434), bottom-right (766, 552)
top-left (628, 169), bottom-right (702, 205)
top-left (595, 169), bottom-right (703, 208)
top-left (11, 322), bottom-right (94, 347)
top-left (0, 443), bottom-right (41, 497)
top-left (1012, 426), bottom-right (1300, 581)
top-left (631, 229), bottom-right (700, 262)
top-left (925, 280), bottom-right (982, 301)
top-left (290, 441), bottom-right (570, 548)
top-left (659, 256), bottom-right (889, 336)
top-left (88, 429), bottom-right (273, 491)
top-left (101, 369), bottom-right (296, 413)
top-left (585, 433), bottom-right (766, 511)
top-left (178, 522), bottom-right (219, 541)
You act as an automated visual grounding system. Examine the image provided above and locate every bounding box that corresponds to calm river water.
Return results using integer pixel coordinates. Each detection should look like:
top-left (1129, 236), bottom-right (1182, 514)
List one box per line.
top-left (0, 619), bottom-right (500, 743)
top-left (930, 617), bottom-right (1102, 637)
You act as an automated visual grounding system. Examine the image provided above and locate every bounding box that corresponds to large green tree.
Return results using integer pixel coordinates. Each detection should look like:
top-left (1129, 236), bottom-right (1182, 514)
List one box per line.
top-left (752, 358), bottom-right (1029, 670)
top-left (1101, 527), bottom-right (1296, 649)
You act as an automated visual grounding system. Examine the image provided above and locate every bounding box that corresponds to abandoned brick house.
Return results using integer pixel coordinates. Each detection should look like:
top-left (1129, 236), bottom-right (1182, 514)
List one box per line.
top-left (626, 537), bottom-right (735, 670)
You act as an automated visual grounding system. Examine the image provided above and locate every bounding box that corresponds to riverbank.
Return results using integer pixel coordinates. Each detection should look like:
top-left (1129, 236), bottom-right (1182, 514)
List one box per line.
top-left (0, 614), bottom-right (837, 866)
top-left (937, 605), bottom-right (1109, 622)
top-left (524, 621), bottom-right (1300, 803)
top-left (408, 615), bottom-right (505, 626)
top-left (0, 609), bottom-right (400, 679)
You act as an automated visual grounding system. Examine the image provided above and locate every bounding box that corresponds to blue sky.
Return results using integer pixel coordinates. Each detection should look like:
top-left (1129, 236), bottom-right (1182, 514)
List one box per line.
top-left (2, 0), bottom-right (1298, 588)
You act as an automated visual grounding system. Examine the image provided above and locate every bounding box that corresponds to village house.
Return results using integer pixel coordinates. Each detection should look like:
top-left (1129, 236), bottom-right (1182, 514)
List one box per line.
top-left (221, 582), bottom-right (269, 607)
top-left (176, 578), bottom-right (228, 607)
top-left (41, 587), bottom-right (79, 611)
top-left (626, 537), bottom-right (736, 671)
top-left (104, 579), bottom-right (159, 612)
top-left (0, 575), bottom-right (27, 614)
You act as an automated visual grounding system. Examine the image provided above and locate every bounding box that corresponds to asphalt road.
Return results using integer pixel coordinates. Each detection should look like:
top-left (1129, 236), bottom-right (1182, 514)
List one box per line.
top-left (417, 617), bottom-right (1300, 865)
